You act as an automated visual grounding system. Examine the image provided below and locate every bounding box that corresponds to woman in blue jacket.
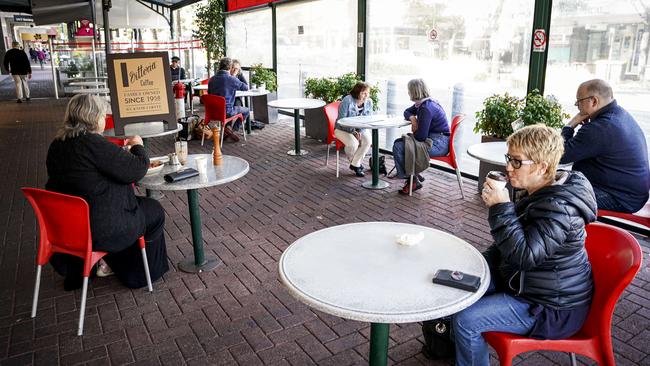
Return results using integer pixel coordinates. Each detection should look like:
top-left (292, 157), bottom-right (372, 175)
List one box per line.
top-left (392, 79), bottom-right (449, 194)
top-left (335, 82), bottom-right (373, 177)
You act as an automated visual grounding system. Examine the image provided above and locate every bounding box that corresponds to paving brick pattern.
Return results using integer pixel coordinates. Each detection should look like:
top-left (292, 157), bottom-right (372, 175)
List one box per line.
top-left (0, 99), bottom-right (648, 366)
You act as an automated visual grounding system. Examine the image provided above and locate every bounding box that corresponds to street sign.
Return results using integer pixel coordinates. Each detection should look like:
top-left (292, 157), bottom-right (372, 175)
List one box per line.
top-left (13, 15), bottom-right (34, 22)
top-left (532, 29), bottom-right (546, 52)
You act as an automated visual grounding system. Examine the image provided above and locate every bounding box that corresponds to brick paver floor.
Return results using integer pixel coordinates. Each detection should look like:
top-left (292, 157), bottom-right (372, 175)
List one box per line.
top-left (0, 98), bottom-right (648, 366)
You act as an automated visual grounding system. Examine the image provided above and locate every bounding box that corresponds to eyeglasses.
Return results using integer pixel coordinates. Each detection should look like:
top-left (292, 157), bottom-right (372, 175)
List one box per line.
top-left (574, 96), bottom-right (594, 106)
top-left (504, 154), bottom-right (535, 169)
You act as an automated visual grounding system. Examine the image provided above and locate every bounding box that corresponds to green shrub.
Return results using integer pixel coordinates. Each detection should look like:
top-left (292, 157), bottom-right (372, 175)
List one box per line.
top-left (249, 64), bottom-right (277, 92)
top-left (304, 73), bottom-right (379, 111)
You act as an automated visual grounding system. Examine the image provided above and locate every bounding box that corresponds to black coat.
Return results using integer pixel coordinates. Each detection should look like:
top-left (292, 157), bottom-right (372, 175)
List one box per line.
top-left (46, 133), bottom-right (149, 252)
top-left (484, 171), bottom-right (597, 309)
top-left (3, 48), bottom-right (32, 75)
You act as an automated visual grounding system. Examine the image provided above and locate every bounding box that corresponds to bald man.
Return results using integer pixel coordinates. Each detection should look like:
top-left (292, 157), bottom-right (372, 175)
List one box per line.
top-left (560, 79), bottom-right (649, 213)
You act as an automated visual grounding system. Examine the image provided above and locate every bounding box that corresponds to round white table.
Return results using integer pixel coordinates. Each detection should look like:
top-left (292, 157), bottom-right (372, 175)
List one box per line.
top-left (71, 88), bottom-right (110, 96)
top-left (68, 81), bottom-right (106, 88)
top-left (138, 154), bottom-right (249, 273)
top-left (193, 84), bottom-right (208, 91)
top-left (467, 141), bottom-right (507, 166)
top-left (236, 89), bottom-right (270, 134)
top-left (279, 222), bottom-right (490, 366)
top-left (103, 121), bottom-right (182, 148)
top-left (267, 98), bottom-right (326, 156)
top-left (338, 115), bottom-right (410, 189)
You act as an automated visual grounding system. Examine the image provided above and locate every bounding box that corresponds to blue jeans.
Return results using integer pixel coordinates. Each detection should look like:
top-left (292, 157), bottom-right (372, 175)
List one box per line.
top-left (392, 134), bottom-right (449, 179)
top-left (229, 106), bottom-right (249, 131)
top-left (452, 280), bottom-right (535, 366)
top-left (593, 186), bottom-right (629, 212)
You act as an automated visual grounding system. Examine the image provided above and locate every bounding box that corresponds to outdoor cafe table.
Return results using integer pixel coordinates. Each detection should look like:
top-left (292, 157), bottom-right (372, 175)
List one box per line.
top-left (279, 222), bottom-right (490, 366)
top-left (68, 81), bottom-right (106, 88)
top-left (138, 154), bottom-right (249, 272)
top-left (103, 121), bottom-right (182, 148)
top-left (71, 88), bottom-right (110, 96)
top-left (267, 98), bottom-right (326, 156)
top-left (467, 141), bottom-right (507, 194)
top-left (337, 115), bottom-right (409, 189)
top-left (236, 89), bottom-right (270, 135)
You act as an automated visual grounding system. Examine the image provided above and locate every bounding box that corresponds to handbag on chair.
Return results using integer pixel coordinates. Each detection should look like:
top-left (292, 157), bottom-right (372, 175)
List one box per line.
top-left (421, 318), bottom-right (455, 360)
top-left (369, 155), bottom-right (388, 176)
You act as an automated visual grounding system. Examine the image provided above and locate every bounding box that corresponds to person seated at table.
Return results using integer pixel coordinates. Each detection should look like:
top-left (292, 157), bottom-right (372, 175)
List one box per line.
top-left (392, 79), bottom-right (449, 194)
top-left (231, 59), bottom-right (265, 130)
top-left (335, 81), bottom-right (373, 177)
top-left (450, 124), bottom-right (596, 366)
top-left (560, 79), bottom-right (649, 213)
top-left (45, 94), bottom-right (169, 291)
top-left (208, 57), bottom-right (249, 142)
top-left (170, 56), bottom-right (186, 81)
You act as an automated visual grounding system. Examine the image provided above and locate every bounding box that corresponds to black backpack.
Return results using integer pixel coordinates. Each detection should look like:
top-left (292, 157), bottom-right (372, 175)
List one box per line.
top-left (421, 318), bottom-right (455, 360)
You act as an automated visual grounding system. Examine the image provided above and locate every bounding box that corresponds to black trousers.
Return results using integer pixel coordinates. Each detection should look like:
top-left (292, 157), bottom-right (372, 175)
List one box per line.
top-left (50, 197), bottom-right (169, 289)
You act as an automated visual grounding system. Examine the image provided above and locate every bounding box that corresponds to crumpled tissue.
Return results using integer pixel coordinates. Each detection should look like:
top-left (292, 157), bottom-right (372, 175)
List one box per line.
top-left (396, 231), bottom-right (424, 246)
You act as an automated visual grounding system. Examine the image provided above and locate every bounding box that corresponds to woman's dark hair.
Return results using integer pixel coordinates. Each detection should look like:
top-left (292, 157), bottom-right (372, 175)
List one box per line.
top-left (350, 82), bottom-right (370, 99)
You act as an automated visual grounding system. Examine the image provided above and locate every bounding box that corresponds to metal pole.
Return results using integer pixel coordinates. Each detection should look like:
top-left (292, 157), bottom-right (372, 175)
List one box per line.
top-left (369, 323), bottom-right (389, 366)
top-left (103, 0), bottom-right (111, 56)
top-left (527, 0), bottom-right (552, 94)
top-left (49, 38), bottom-right (59, 99)
top-left (187, 189), bottom-right (204, 265)
top-left (91, 37), bottom-right (98, 78)
top-left (356, 0), bottom-right (367, 80)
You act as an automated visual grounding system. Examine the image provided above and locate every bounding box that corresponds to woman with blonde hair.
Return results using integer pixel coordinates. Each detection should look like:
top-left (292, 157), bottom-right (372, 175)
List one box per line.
top-left (446, 124), bottom-right (596, 365)
top-left (46, 94), bottom-right (169, 290)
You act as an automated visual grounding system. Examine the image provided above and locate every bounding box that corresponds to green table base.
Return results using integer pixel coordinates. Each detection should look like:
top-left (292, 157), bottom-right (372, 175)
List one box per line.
top-left (288, 108), bottom-right (308, 156)
top-left (362, 129), bottom-right (389, 189)
top-left (370, 323), bottom-right (390, 366)
top-left (178, 188), bottom-right (222, 273)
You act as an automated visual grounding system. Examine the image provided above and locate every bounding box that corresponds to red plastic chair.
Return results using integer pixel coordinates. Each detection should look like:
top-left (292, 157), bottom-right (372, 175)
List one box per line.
top-left (483, 222), bottom-right (643, 366)
top-left (22, 188), bottom-right (153, 336)
top-left (323, 101), bottom-right (345, 177)
top-left (409, 114), bottom-right (466, 197)
top-left (200, 94), bottom-right (245, 146)
top-left (597, 199), bottom-right (650, 230)
top-left (104, 114), bottom-right (126, 147)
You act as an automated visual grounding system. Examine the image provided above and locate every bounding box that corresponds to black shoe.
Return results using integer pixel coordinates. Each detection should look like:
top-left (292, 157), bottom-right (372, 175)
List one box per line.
top-left (417, 174), bottom-right (425, 182)
top-left (25, 97), bottom-right (30, 102)
top-left (16, 99), bottom-right (22, 103)
top-left (349, 164), bottom-right (365, 177)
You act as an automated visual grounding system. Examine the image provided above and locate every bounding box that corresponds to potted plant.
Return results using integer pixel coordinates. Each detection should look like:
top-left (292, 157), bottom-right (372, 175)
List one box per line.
top-left (303, 73), bottom-right (380, 141)
top-left (473, 92), bottom-right (522, 141)
top-left (250, 64), bottom-right (277, 92)
top-left (520, 90), bottom-right (569, 129)
top-left (193, 0), bottom-right (225, 78)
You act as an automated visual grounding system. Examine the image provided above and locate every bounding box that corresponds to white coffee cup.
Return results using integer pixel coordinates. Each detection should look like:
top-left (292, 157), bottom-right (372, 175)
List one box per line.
top-left (195, 156), bottom-right (208, 175)
top-left (486, 171), bottom-right (508, 190)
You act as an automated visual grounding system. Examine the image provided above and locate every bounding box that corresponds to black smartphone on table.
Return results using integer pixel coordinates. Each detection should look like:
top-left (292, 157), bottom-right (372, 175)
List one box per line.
top-left (432, 269), bottom-right (481, 292)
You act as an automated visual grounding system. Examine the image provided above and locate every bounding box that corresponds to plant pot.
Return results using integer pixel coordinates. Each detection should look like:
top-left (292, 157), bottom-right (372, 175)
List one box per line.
top-left (258, 83), bottom-right (266, 92)
top-left (304, 107), bottom-right (329, 142)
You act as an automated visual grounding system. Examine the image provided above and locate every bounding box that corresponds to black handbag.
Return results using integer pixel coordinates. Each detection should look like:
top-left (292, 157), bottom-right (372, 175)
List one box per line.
top-left (369, 155), bottom-right (388, 176)
top-left (421, 318), bottom-right (455, 360)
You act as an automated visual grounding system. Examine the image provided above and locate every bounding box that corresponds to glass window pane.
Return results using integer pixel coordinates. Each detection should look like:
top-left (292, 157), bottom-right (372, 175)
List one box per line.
top-left (367, 0), bottom-right (535, 175)
top-left (225, 8), bottom-right (273, 67)
top-left (276, 0), bottom-right (357, 99)
top-left (547, 0), bottom-right (650, 159)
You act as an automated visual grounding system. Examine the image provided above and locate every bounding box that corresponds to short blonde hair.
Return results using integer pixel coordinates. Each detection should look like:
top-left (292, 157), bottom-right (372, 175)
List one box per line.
top-left (407, 79), bottom-right (430, 101)
top-left (507, 124), bottom-right (564, 180)
top-left (56, 94), bottom-right (106, 140)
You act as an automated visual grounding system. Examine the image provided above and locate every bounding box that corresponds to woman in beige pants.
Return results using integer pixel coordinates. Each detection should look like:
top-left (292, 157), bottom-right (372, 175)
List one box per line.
top-left (334, 82), bottom-right (373, 177)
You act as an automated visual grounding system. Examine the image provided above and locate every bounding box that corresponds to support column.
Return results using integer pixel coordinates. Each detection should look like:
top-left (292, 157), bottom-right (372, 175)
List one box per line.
top-left (102, 0), bottom-right (111, 56)
top-left (356, 0), bottom-right (367, 80)
top-left (527, 0), bottom-right (552, 94)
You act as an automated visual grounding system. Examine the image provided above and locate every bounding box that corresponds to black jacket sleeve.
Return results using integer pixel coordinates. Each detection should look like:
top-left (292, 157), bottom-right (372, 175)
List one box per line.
top-left (90, 137), bottom-right (149, 184)
top-left (487, 200), bottom-right (570, 271)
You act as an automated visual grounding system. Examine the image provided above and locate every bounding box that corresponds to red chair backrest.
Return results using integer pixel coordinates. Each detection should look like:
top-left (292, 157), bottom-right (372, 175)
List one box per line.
top-left (581, 223), bottom-right (642, 340)
top-left (21, 188), bottom-right (94, 274)
top-left (448, 114), bottom-right (465, 163)
top-left (324, 101), bottom-right (341, 145)
top-left (200, 78), bottom-right (209, 85)
top-left (201, 94), bottom-right (227, 126)
top-left (104, 114), bottom-right (126, 146)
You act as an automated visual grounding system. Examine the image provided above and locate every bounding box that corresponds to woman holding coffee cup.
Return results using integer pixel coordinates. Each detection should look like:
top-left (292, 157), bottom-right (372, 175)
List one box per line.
top-left (449, 125), bottom-right (597, 366)
top-left (45, 94), bottom-right (169, 290)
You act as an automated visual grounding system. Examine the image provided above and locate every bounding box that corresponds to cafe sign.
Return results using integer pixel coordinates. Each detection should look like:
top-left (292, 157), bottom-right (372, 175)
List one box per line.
top-left (107, 52), bottom-right (176, 135)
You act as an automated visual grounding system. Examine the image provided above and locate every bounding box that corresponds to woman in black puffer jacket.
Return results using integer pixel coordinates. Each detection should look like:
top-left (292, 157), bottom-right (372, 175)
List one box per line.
top-left (452, 124), bottom-right (597, 366)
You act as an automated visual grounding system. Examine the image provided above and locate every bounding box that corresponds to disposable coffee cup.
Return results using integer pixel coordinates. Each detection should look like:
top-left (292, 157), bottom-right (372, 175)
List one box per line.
top-left (195, 156), bottom-right (208, 175)
top-left (486, 171), bottom-right (508, 190)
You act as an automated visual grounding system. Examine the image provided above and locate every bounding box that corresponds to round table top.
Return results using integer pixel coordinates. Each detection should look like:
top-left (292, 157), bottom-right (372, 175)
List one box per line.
top-left (137, 154), bottom-right (249, 191)
top-left (467, 141), bottom-right (507, 166)
top-left (193, 84), bottom-right (208, 91)
top-left (103, 121), bottom-right (182, 139)
top-left (68, 76), bottom-right (108, 81)
top-left (236, 89), bottom-right (270, 97)
top-left (68, 81), bottom-right (106, 87)
top-left (337, 114), bottom-right (410, 130)
top-left (279, 222), bottom-right (490, 323)
top-left (172, 79), bottom-right (197, 84)
top-left (71, 88), bottom-right (110, 95)
top-left (267, 98), bottom-right (325, 110)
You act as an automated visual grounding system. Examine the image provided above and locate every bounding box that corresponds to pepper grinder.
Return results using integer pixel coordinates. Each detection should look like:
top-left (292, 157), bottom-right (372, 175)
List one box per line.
top-left (211, 124), bottom-right (222, 166)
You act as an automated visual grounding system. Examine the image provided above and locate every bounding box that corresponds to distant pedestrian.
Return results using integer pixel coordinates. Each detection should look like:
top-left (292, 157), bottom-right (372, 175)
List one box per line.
top-left (2, 41), bottom-right (32, 103)
top-left (37, 49), bottom-right (46, 69)
top-left (29, 47), bottom-right (37, 63)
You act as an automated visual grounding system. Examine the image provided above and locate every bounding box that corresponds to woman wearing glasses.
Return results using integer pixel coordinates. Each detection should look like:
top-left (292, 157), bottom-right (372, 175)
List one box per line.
top-left (448, 124), bottom-right (597, 366)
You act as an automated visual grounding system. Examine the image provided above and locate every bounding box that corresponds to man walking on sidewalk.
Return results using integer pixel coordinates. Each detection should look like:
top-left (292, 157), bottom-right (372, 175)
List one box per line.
top-left (3, 41), bottom-right (32, 103)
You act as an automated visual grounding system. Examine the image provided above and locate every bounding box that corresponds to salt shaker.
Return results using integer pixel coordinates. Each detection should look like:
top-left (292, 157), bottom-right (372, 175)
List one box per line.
top-left (168, 153), bottom-right (180, 166)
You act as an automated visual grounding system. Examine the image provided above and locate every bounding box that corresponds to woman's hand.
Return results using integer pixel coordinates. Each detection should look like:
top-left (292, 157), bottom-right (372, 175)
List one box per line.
top-left (125, 135), bottom-right (144, 146)
top-left (410, 116), bottom-right (418, 133)
top-left (481, 180), bottom-right (510, 207)
top-left (353, 131), bottom-right (361, 141)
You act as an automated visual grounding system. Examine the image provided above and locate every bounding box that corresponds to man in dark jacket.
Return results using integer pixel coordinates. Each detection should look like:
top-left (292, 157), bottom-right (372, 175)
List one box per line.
top-left (208, 57), bottom-right (249, 141)
top-left (560, 79), bottom-right (649, 213)
top-left (3, 41), bottom-right (32, 103)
